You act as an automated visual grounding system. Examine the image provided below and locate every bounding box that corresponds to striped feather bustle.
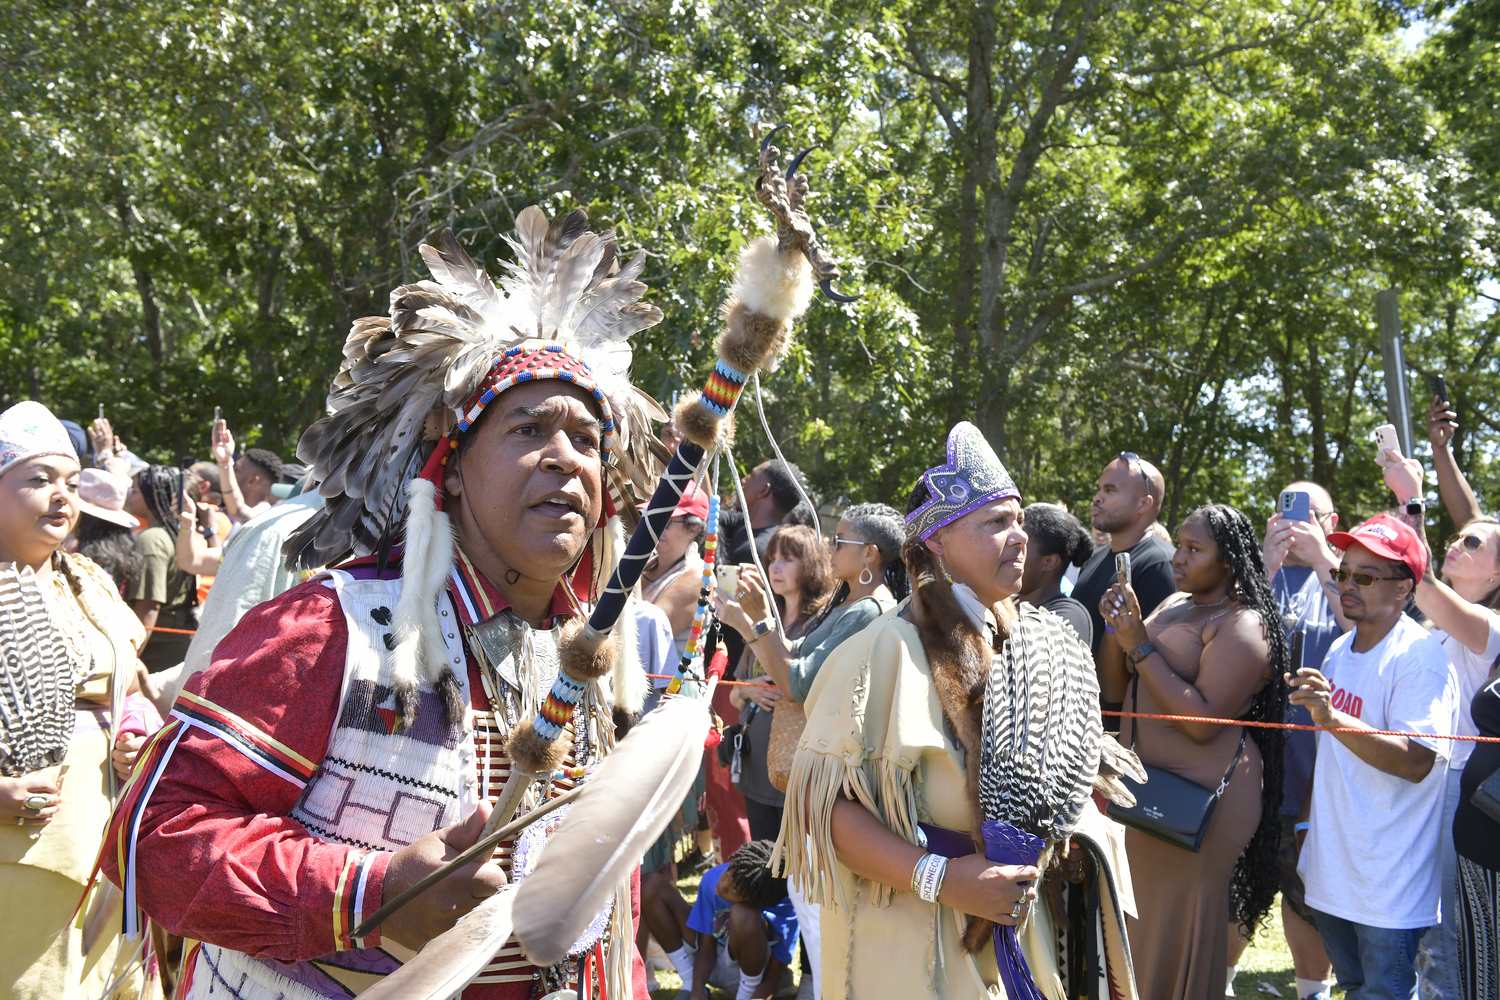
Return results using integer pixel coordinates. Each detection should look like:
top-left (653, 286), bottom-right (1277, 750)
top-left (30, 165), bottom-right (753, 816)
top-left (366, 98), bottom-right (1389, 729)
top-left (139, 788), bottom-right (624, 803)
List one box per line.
top-left (0, 563), bottom-right (79, 777)
top-left (978, 604), bottom-right (1103, 842)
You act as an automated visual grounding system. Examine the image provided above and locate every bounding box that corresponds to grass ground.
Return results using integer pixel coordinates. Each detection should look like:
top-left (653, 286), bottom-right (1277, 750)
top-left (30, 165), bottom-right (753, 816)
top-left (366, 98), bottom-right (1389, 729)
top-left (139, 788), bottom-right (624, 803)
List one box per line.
top-left (648, 875), bottom-right (1328, 1000)
top-left (1235, 898), bottom-right (1302, 998)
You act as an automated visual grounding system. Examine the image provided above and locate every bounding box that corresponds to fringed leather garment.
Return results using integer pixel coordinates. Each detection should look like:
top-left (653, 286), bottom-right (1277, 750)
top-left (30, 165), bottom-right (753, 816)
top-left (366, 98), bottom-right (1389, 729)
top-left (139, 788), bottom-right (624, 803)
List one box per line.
top-left (905, 540), bottom-right (1141, 992)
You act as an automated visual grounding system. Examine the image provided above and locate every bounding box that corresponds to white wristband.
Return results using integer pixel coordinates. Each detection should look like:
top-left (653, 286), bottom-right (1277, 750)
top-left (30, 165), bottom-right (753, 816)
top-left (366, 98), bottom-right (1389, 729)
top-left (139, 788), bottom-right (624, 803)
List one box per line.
top-left (914, 854), bottom-right (946, 903)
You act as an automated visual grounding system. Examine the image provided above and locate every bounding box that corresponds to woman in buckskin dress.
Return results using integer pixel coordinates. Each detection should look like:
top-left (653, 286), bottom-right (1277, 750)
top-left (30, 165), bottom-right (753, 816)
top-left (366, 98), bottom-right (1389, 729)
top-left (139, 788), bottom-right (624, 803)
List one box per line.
top-left (775, 421), bottom-right (1143, 1000)
top-left (0, 400), bottom-right (161, 1000)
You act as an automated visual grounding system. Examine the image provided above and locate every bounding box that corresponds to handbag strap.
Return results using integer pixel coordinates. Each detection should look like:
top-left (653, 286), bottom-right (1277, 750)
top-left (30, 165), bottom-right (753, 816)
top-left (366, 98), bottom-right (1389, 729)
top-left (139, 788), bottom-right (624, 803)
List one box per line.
top-left (1130, 674), bottom-right (1249, 799)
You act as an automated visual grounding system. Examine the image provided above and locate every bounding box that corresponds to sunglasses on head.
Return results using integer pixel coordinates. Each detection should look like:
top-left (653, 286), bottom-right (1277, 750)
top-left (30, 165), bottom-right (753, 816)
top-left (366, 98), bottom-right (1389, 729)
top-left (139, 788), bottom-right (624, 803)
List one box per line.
top-left (1117, 451), bottom-right (1150, 487)
top-left (1330, 568), bottom-right (1407, 588)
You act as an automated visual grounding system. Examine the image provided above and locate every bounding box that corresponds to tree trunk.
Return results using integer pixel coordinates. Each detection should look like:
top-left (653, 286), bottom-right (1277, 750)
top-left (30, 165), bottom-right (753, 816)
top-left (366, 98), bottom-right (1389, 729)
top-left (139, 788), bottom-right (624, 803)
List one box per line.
top-left (1305, 326), bottom-right (1332, 486)
top-left (948, 160), bottom-right (979, 426)
top-left (113, 189), bottom-right (163, 362)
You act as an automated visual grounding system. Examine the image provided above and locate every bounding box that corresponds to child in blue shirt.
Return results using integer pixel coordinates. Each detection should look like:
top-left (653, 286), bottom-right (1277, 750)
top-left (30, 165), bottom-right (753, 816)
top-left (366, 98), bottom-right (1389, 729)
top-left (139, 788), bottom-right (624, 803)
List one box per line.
top-left (640, 839), bottom-right (799, 1000)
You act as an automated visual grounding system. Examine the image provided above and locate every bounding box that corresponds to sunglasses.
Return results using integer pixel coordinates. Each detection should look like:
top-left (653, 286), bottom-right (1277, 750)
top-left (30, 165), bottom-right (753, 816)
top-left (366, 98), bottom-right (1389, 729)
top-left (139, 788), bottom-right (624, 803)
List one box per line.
top-left (1331, 568), bottom-right (1408, 588)
top-left (828, 535), bottom-right (869, 549)
top-left (1450, 534), bottom-right (1486, 552)
top-left (1117, 451), bottom-right (1150, 487)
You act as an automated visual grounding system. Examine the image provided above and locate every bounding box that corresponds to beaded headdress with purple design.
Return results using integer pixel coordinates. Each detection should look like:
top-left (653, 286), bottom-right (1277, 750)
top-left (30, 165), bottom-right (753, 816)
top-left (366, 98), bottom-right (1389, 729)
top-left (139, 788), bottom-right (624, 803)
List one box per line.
top-left (906, 421), bottom-right (1020, 540)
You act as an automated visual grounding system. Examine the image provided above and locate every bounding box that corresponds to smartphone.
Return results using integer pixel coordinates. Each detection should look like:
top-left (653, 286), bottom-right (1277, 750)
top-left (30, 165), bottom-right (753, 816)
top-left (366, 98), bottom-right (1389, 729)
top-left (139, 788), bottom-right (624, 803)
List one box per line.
top-left (1114, 551), bottom-right (1131, 589)
top-left (1374, 423), bottom-right (1401, 463)
top-left (715, 563), bottom-right (740, 596)
top-left (1289, 630), bottom-right (1305, 678)
top-left (1280, 490), bottom-right (1312, 522)
top-left (1432, 374), bottom-right (1449, 406)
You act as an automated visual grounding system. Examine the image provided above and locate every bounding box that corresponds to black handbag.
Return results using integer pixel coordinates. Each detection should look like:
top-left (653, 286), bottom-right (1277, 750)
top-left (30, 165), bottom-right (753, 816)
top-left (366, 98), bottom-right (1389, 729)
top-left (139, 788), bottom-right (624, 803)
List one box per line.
top-left (1107, 676), bottom-right (1247, 852)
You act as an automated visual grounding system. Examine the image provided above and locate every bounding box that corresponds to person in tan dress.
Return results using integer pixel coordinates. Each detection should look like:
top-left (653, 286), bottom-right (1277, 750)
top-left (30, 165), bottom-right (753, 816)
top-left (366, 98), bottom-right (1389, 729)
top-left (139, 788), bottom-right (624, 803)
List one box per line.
top-left (1099, 503), bottom-right (1289, 1000)
top-left (0, 401), bottom-right (160, 1000)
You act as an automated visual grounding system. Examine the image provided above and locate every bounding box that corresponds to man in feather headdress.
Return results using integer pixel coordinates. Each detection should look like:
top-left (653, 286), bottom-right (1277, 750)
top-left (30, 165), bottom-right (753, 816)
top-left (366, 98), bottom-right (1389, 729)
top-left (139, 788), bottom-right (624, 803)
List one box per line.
top-left (98, 210), bottom-right (666, 999)
top-left (100, 128), bottom-right (838, 998)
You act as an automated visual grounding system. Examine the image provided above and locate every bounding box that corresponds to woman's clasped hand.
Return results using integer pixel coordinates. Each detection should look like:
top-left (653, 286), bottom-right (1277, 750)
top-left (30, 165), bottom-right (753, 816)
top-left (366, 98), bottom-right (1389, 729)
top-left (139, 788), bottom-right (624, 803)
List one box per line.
top-left (938, 854), bottom-right (1040, 927)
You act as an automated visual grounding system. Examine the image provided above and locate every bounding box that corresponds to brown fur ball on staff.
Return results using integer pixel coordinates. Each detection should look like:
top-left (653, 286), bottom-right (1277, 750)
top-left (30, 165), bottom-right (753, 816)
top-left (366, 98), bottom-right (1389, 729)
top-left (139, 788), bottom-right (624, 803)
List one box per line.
top-left (716, 301), bottom-right (794, 375)
top-left (672, 393), bottom-right (736, 451)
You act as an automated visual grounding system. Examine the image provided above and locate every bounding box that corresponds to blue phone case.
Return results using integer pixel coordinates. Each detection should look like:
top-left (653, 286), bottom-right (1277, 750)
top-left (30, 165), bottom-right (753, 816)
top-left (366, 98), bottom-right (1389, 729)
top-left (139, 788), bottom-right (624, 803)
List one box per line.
top-left (1281, 491), bottom-right (1311, 522)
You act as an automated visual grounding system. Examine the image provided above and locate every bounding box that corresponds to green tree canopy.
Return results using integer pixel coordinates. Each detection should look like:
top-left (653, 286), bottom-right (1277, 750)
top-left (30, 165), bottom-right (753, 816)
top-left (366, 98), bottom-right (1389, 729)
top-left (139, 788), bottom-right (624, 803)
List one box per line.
top-left (4, 0), bottom-right (1498, 538)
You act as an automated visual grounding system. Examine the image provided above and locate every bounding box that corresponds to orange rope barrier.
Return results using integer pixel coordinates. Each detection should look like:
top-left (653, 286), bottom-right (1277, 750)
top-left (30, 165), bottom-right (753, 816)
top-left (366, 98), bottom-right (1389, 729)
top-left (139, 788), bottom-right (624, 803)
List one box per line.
top-left (646, 673), bottom-right (756, 687)
top-left (1104, 709), bottom-right (1500, 743)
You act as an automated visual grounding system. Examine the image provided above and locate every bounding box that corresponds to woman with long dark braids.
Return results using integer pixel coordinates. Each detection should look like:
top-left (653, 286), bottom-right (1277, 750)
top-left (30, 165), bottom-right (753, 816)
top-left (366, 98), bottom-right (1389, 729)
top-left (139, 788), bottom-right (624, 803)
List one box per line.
top-left (1100, 502), bottom-right (1286, 1000)
top-left (124, 465), bottom-right (200, 671)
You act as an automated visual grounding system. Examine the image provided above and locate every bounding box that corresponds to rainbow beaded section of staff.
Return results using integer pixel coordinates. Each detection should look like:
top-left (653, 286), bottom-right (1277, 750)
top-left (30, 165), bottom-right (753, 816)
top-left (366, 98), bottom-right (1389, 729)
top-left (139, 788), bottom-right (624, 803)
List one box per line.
top-left (701, 360), bottom-right (749, 417)
top-left (667, 492), bottom-right (720, 693)
top-left (534, 666), bottom-right (590, 742)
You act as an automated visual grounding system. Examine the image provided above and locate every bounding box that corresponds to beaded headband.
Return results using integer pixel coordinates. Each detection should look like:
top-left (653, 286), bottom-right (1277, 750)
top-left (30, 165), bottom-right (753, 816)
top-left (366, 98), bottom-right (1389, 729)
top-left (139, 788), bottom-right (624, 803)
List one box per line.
top-left (905, 421), bottom-right (1020, 541)
top-left (418, 343), bottom-right (616, 507)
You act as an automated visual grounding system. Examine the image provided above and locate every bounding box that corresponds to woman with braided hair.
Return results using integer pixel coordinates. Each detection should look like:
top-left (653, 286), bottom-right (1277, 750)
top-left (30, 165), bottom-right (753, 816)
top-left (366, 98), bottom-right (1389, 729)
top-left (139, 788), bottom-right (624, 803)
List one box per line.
top-left (124, 466), bottom-right (199, 671)
top-left (774, 422), bottom-right (1142, 1000)
top-left (1099, 502), bottom-right (1287, 1000)
top-left (0, 401), bottom-right (160, 1000)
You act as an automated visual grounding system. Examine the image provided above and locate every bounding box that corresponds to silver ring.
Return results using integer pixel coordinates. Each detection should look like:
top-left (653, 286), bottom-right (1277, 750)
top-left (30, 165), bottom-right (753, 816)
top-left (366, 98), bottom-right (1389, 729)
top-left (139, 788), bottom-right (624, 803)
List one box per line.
top-left (1010, 901), bottom-right (1025, 918)
top-left (24, 794), bottom-right (47, 811)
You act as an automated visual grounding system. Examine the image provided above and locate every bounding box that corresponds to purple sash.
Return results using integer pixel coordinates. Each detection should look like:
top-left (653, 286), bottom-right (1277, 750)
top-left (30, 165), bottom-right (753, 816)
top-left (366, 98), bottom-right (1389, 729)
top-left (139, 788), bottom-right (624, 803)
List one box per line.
top-left (918, 821), bottom-right (1048, 1000)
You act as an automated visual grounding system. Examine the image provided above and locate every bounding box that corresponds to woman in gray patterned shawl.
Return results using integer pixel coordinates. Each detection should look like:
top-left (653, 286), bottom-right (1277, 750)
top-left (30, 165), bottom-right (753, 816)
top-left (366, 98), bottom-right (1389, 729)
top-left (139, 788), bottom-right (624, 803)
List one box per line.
top-left (773, 421), bottom-right (1143, 1000)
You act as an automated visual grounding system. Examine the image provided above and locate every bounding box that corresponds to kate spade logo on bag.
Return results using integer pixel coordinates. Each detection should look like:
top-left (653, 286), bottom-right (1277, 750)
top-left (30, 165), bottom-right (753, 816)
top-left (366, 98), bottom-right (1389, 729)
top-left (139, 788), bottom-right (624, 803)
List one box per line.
top-left (1142, 806), bottom-right (1164, 820)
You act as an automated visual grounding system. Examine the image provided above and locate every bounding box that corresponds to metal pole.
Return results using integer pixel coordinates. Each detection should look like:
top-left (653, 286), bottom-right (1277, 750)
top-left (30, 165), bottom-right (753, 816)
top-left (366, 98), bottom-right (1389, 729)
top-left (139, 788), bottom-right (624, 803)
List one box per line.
top-left (1377, 289), bottom-right (1414, 457)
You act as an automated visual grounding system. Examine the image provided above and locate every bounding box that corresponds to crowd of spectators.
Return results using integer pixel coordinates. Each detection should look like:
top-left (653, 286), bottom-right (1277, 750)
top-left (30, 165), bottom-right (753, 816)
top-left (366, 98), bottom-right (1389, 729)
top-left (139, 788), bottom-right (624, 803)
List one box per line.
top-left (13, 385), bottom-right (1500, 1000)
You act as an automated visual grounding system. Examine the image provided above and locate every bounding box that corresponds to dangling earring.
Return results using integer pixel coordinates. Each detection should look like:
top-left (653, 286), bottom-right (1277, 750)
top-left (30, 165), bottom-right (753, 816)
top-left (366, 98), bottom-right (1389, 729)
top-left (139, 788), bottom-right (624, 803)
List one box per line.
top-left (859, 566), bottom-right (874, 586)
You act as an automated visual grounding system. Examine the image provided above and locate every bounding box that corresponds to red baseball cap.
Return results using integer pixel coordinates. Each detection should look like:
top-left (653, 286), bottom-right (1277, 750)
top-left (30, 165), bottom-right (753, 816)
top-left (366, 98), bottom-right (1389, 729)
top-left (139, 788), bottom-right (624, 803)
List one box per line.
top-left (635, 481), bottom-right (711, 522)
top-left (1327, 512), bottom-right (1427, 581)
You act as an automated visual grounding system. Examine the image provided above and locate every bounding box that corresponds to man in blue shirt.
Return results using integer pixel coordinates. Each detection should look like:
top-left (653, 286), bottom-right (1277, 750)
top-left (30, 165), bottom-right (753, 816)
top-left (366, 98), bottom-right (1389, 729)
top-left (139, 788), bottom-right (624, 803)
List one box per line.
top-left (640, 840), bottom-right (799, 1000)
top-left (1249, 479), bottom-right (1349, 1000)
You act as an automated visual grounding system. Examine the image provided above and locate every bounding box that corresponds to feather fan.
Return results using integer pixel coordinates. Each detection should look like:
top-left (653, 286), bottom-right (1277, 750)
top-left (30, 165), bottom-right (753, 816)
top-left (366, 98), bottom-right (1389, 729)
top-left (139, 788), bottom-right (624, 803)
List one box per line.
top-left (513, 691), bottom-right (709, 967)
top-left (356, 889), bottom-right (516, 1000)
top-left (286, 211), bottom-right (665, 572)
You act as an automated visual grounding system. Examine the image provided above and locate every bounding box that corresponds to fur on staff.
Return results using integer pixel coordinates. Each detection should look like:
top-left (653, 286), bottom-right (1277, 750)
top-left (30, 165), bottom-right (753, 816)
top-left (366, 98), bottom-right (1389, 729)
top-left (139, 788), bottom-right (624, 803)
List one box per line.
top-left (673, 393), bottom-right (736, 452)
top-left (390, 478), bottom-right (463, 729)
top-left (730, 235), bottom-right (815, 324)
top-left (505, 719), bottom-right (571, 777)
top-left (675, 234), bottom-right (816, 448)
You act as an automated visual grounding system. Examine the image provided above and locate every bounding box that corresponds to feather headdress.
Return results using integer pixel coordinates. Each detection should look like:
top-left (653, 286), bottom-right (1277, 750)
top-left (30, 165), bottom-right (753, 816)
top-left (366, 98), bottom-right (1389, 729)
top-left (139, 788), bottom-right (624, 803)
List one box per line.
top-left (288, 208), bottom-right (667, 573)
top-left (286, 209), bottom-right (667, 727)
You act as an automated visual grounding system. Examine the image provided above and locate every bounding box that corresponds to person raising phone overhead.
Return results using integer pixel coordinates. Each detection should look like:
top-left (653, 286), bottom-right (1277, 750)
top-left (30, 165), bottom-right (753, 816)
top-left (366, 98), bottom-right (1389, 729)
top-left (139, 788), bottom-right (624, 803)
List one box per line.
top-left (1253, 478), bottom-right (1346, 1000)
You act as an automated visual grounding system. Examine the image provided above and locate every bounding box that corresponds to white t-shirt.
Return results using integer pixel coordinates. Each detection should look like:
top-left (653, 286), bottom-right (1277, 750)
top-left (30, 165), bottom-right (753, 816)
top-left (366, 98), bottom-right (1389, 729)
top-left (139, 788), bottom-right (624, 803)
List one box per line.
top-left (1434, 611), bottom-right (1500, 769)
top-left (1299, 615), bottom-right (1459, 929)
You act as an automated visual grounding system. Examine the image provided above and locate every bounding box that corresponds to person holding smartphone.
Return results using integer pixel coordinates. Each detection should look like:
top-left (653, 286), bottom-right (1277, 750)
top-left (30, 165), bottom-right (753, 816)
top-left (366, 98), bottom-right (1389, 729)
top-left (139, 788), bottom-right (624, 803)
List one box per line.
top-left (1251, 480), bottom-right (1345, 1000)
top-left (1379, 447), bottom-right (1500, 1000)
top-left (1289, 514), bottom-right (1459, 1000)
top-left (1072, 452), bottom-right (1179, 669)
top-left (1099, 503), bottom-right (1287, 1000)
